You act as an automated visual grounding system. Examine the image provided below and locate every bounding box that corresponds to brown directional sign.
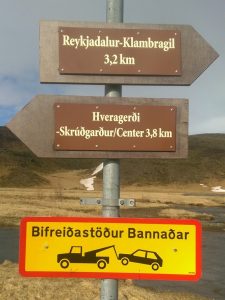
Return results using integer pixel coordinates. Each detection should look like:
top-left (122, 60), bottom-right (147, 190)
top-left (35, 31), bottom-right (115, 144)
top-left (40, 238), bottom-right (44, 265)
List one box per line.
top-left (6, 95), bottom-right (188, 159)
top-left (40, 21), bottom-right (218, 85)
top-left (54, 103), bottom-right (177, 152)
top-left (58, 27), bottom-right (181, 76)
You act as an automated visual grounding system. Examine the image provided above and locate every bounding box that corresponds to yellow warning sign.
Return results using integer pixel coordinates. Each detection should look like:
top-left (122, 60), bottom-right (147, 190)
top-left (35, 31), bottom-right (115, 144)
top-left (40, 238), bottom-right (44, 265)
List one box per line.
top-left (19, 217), bottom-right (201, 280)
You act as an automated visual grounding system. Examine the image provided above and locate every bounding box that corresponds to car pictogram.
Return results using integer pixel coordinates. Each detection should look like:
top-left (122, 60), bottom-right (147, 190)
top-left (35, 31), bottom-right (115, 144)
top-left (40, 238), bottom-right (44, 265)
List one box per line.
top-left (118, 249), bottom-right (163, 271)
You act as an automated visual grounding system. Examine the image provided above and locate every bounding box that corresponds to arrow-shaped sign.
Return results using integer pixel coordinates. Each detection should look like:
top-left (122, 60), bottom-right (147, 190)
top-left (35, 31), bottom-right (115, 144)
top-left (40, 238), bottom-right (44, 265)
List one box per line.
top-left (6, 95), bottom-right (188, 159)
top-left (40, 21), bottom-right (219, 85)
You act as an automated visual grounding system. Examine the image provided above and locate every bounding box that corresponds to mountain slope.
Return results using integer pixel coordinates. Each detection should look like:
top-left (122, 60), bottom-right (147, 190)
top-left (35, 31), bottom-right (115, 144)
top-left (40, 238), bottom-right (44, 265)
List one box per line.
top-left (120, 133), bottom-right (225, 185)
top-left (0, 127), bottom-right (224, 187)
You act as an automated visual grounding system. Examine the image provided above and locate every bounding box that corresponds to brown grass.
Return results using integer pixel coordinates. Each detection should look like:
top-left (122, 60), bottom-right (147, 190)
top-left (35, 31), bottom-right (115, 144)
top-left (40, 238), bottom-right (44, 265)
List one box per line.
top-left (0, 172), bottom-right (223, 299)
top-left (0, 184), bottom-right (223, 226)
top-left (0, 261), bottom-right (207, 300)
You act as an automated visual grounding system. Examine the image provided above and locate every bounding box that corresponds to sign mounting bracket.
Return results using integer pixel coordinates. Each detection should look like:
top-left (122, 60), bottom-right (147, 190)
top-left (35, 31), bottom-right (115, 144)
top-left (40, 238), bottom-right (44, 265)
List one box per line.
top-left (80, 198), bottom-right (136, 207)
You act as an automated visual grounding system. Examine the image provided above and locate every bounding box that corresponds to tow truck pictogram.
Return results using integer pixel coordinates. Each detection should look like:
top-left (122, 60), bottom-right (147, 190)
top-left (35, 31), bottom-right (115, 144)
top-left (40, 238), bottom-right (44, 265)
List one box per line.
top-left (57, 245), bottom-right (163, 271)
top-left (57, 245), bottom-right (117, 270)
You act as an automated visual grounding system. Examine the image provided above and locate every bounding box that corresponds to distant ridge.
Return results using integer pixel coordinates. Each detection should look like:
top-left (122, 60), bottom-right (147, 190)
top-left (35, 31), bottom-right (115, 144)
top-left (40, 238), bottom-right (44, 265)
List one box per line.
top-left (0, 126), bottom-right (224, 187)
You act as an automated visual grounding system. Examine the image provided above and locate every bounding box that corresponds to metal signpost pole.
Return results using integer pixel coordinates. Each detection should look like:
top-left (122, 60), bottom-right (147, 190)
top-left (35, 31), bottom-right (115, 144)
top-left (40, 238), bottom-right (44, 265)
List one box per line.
top-left (100, 1), bottom-right (123, 299)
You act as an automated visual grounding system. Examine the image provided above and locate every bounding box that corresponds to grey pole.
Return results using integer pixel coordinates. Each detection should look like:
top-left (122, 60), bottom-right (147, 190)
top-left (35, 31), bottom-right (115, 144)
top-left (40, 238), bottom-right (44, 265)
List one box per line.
top-left (106, 0), bottom-right (123, 23)
top-left (100, 1), bottom-right (123, 299)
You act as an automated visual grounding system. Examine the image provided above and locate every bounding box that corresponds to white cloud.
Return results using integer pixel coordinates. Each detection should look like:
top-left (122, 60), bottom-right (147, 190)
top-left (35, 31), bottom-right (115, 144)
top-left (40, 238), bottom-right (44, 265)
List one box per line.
top-left (0, 0), bottom-right (105, 77)
top-left (191, 116), bottom-right (225, 134)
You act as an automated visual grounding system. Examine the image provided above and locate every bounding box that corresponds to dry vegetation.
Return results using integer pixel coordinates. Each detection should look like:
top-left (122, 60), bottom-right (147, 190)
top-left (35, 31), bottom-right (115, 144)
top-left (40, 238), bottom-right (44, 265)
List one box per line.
top-left (0, 166), bottom-right (224, 299)
top-left (0, 172), bottom-right (224, 227)
top-left (0, 260), bottom-right (208, 300)
top-left (1, 127), bottom-right (225, 298)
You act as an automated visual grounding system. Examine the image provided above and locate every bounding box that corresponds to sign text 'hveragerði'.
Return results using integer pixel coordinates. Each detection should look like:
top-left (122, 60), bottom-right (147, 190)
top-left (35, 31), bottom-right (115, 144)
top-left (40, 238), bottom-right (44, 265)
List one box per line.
top-left (54, 103), bottom-right (176, 151)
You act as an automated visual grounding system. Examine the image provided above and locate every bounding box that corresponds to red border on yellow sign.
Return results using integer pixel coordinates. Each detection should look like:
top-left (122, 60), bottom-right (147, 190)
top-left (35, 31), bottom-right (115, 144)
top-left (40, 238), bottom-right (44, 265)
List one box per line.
top-left (19, 217), bottom-right (201, 281)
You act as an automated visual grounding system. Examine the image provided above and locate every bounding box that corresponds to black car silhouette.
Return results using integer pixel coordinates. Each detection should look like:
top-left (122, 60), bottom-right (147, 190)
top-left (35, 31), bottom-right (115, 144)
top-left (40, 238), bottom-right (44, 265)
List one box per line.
top-left (118, 249), bottom-right (163, 271)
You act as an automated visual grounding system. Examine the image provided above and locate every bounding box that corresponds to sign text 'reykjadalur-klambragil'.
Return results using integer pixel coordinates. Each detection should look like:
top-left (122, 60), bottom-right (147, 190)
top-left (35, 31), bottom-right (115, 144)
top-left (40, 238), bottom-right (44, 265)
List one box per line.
top-left (62, 34), bottom-right (176, 52)
top-left (59, 27), bottom-right (181, 75)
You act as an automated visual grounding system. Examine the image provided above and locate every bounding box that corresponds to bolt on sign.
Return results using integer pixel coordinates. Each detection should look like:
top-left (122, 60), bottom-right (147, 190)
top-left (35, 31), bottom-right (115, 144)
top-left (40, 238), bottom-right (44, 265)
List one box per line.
top-left (19, 217), bottom-right (201, 280)
top-left (58, 27), bottom-right (181, 76)
top-left (54, 103), bottom-right (176, 152)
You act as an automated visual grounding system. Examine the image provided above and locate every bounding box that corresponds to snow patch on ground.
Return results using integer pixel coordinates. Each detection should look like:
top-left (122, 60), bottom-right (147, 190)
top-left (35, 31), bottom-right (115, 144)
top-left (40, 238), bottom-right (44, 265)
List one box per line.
top-left (80, 163), bottom-right (103, 191)
top-left (211, 186), bottom-right (225, 193)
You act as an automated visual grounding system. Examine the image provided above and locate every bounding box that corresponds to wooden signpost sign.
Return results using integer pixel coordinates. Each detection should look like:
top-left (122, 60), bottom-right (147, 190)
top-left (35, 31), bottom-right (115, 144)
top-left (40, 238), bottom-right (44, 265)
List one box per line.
top-left (40, 21), bottom-right (218, 85)
top-left (6, 95), bottom-right (188, 159)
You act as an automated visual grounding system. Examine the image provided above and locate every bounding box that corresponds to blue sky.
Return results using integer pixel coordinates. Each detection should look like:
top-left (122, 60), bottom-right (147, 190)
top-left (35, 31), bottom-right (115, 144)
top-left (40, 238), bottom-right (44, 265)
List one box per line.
top-left (0, 0), bottom-right (224, 134)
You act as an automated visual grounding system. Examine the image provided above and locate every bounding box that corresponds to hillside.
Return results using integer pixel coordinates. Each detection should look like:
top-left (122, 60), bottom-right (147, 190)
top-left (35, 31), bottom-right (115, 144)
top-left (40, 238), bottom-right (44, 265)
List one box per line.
top-left (121, 133), bottom-right (225, 185)
top-left (0, 127), bottom-right (101, 187)
top-left (0, 126), bottom-right (224, 187)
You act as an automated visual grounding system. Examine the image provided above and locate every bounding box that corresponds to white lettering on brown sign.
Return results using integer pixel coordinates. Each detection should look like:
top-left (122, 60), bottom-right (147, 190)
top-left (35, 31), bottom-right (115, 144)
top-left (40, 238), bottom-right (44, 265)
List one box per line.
top-left (58, 27), bottom-right (181, 75)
